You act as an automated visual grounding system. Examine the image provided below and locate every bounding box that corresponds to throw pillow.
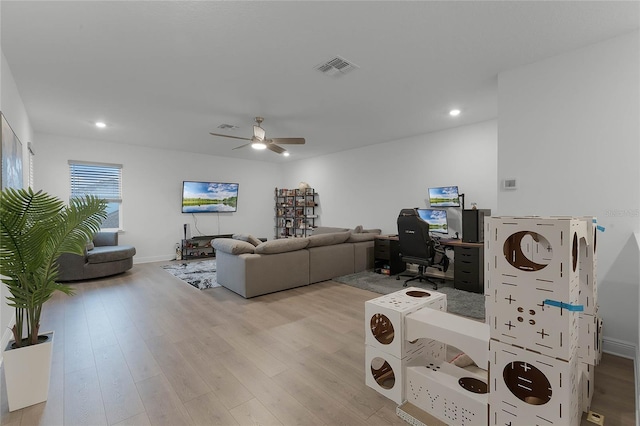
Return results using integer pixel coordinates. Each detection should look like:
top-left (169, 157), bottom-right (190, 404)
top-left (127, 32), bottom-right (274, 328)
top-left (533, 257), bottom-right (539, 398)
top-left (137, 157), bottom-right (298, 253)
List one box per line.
top-left (254, 238), bottom-right (310, 254)
top-left (212, 238), bottom-right (256, 255)
top-left (353, 225), bottom-right (363, 233)
top-left (86, 241), bottom-right (95, 251)
top-left (307, 231), bottom-right (351, 247)
top-left (232, 233), bottom-right (262, 247)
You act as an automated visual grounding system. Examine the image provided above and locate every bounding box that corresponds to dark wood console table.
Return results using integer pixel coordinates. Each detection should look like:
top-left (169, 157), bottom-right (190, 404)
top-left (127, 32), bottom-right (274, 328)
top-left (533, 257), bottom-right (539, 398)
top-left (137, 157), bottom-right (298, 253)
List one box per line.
top-left (181, 234), bottom-right (233, 260)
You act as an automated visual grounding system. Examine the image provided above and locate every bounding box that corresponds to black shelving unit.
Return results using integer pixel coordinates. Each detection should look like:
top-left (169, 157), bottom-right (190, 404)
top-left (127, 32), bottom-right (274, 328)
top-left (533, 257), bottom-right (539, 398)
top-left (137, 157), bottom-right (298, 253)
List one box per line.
top-left (275, 187), bottom-right (318, 238)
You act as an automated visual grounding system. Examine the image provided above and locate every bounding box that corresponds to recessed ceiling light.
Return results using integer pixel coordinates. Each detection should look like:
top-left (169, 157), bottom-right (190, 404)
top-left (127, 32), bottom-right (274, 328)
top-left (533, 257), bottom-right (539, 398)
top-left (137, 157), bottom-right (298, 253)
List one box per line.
top-left (449, 109), bottom-right (461, 117)
top-left (283, 151), bottom-right (290, 157)
top-left (95, 121), bottom-right (106, 128)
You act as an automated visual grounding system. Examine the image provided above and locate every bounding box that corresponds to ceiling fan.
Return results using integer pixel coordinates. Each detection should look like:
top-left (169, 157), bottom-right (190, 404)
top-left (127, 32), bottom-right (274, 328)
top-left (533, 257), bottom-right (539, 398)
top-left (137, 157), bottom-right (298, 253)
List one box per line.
top-left (209, 117), bottom-right (305, 155)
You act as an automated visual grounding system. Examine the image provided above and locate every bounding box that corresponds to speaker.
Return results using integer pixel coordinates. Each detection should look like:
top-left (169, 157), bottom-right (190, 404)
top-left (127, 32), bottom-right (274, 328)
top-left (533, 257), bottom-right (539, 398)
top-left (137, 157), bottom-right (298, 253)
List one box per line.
top-left (462, 209), bottom-right (491, 243)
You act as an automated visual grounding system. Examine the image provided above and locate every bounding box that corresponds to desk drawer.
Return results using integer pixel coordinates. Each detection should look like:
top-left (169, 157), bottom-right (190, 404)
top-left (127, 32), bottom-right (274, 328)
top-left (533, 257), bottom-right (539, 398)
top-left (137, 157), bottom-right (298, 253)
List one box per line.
top-left (454, 275), bottom-right (482, 293)
top-left (455, 269), bottom-right (479, 282)
top-left (374, 246), bottom-right (390, 258)
top-left (453, 245), bottom-right (484, 293)
top-left (454, 258), bottom-right (481, 274)
top-left (374, 239), bottom-right (391, 258)
top-left (454, 247), bottom-right (483, 265)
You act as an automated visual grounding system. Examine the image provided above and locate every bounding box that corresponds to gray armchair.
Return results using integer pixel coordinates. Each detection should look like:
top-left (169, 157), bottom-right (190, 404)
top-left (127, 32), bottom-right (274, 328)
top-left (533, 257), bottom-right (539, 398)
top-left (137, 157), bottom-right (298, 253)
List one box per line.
top-left (56, 231), bottom-right (136, 281)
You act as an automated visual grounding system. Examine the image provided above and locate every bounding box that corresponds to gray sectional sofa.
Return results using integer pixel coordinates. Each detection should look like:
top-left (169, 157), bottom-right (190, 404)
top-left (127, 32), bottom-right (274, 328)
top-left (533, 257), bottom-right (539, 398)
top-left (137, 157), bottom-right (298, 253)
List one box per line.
top-left (212, 227), bottom-right (379, 298)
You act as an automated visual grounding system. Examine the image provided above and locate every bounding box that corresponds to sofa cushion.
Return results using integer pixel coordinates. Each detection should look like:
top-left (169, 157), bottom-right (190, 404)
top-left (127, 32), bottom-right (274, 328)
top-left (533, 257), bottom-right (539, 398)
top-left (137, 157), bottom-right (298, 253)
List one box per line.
top-left (347, 232), bottom-right (377, 243)
top-left (232, 233), bottom-right (262, 246)
top-left (212, 238), bottom-right (256, 255)
top-left (87, 246), bottom-right (136, 264)
top-left (312, 226), bottom-right (350, 235)
top-left (254, 238), bottom-right (309, 254)
top-left (307, 231), bottom-right (351, 248)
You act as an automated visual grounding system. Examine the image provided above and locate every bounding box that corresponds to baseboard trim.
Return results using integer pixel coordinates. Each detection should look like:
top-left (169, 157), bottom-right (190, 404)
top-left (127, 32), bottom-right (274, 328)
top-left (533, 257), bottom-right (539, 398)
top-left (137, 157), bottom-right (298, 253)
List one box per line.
top-left (602, 336), bottom-right (637, 359)
top-left (134, 255), bottom-right (176, 264)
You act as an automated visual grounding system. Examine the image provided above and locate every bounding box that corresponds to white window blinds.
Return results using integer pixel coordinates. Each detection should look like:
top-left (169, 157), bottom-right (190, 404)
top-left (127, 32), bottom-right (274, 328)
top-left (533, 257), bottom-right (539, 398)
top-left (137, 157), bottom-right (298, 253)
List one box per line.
top-left (69, 161), bottom-right (122, 201)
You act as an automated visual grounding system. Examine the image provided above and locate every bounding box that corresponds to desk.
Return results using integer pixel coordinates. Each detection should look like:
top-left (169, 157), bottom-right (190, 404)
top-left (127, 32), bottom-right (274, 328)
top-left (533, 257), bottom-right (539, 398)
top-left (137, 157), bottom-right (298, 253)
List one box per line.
top-left (438, 239), bottom-right (484, 294)
top-left (376, 236), bottom-right (485, 294)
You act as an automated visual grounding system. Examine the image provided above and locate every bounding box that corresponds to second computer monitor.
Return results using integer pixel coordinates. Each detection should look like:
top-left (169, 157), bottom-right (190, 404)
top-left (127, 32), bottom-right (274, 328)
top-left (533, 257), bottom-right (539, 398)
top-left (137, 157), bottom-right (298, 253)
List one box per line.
top-left (417, 208), bottom-right (448, 234)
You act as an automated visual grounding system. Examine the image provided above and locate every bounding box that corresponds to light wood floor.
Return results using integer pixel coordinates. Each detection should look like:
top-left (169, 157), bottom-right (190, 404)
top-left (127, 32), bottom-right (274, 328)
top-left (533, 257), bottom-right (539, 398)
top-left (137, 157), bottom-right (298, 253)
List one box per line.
top-left (1, 262), bottom-right (636, 426)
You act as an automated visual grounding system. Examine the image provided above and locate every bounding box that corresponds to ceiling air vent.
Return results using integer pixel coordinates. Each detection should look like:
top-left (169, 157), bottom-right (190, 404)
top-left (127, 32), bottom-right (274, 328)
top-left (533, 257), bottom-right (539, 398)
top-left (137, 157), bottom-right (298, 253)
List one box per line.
top-left (314, 56), bottom-right (359, 77)
top-left (217, 124), bottom-right (240, 130)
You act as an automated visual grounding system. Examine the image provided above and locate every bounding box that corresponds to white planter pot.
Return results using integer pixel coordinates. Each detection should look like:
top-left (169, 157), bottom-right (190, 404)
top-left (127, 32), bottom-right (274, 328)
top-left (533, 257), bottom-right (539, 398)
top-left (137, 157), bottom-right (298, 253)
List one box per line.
top-left (3, 331), bottom-right (54, 412)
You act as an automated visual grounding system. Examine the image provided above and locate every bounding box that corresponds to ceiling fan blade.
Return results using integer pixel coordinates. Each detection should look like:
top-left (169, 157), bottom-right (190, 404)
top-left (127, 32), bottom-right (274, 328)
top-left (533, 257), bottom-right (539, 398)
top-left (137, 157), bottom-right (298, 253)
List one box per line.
top-left (267, 143), bottom-right (286, 154)
top-left (269, 137), bottom-right (305, 145)
top-left (209, 132), bottom-right (252, 141)
top-left (232, 142), bottom-right (252, 150)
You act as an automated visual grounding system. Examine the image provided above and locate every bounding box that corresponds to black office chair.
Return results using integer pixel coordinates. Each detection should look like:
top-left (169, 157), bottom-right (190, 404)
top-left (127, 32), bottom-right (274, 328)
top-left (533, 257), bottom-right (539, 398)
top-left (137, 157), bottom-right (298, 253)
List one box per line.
top-left (396, 208), bottom-right (449, 289)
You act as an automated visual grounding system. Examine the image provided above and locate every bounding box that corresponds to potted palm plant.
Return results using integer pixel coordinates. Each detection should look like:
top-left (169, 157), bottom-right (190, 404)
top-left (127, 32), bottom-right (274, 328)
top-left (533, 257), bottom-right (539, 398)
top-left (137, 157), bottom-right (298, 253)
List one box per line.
top-left (0, 187), bottom-right (106, 411)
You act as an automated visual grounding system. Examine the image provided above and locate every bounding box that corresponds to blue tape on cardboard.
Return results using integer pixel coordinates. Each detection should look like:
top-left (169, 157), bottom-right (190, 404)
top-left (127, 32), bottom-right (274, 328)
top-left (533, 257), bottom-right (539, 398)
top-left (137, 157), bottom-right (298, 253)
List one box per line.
top-left (544, 299), bottom-right (584, 312)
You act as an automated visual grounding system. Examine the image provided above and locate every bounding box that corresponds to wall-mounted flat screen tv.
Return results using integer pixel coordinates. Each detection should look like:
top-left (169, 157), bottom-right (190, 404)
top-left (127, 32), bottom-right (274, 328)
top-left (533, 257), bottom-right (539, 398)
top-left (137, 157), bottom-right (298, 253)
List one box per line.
top-left (428, 186), bottom-right (460, 207)
top-left (182, 181), bottom-right (239, 213)
top-left (417, 208), bottom-right (449, 234)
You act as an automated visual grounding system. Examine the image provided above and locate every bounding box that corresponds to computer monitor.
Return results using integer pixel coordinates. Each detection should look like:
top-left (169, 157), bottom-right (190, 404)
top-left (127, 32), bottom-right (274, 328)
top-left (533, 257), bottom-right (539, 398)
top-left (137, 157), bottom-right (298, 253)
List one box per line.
top-left (417, 208), bottom-right (448, 234)
top-left (428, 186), bottom-right (460, 207)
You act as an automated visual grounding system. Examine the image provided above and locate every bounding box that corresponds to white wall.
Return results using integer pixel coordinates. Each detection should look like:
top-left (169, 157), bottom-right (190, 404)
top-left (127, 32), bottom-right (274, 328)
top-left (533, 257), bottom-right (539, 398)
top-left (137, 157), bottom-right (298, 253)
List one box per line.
top-left (35, 134), bottom-right (282, 263)
top-left (282, 120), bottom-right (498, 236)
top-left (1, 51), bottom-right (33, 355)
top-left (497, 32), bottom-right (640, 357)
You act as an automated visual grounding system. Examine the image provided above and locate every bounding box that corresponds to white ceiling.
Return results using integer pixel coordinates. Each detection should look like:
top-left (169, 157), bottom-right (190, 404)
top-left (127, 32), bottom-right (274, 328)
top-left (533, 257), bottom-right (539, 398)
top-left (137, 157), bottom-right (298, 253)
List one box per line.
top-left (2, 1), bottom-right (638, 163)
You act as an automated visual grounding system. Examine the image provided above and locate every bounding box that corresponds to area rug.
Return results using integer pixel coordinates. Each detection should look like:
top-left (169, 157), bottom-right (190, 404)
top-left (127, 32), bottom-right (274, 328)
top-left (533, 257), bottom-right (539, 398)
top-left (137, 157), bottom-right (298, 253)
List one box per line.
top-left (162, 259), bottom-right (219, 290)
top-left (334, 270), bottom-right (485, 320)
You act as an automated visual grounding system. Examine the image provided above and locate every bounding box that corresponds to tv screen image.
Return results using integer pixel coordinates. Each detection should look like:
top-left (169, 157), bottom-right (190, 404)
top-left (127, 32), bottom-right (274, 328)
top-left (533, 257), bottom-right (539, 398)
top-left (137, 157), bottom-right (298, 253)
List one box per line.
top-left (182, 181), bottom-right (239, 213)
top-left (428, 186), bottom-right (460, 207)
top-left (417, 208), bottom-right (448, 234)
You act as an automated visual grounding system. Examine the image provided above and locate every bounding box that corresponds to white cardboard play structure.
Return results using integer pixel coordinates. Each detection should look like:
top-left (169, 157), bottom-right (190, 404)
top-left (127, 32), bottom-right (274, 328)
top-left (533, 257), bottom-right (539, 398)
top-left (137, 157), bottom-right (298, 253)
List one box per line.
top-left (364, 216), bottom-right (602, 426)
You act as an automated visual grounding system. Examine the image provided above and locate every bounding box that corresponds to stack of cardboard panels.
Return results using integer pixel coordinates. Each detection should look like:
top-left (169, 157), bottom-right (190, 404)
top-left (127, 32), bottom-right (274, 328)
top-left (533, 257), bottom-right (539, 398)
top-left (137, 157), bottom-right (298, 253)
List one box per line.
top-left (485, 216), bottom-right (600, 425)
top-left (576, 217), bottom-right (602, 412)
top-left (364, 287), bottom-right (447, 404)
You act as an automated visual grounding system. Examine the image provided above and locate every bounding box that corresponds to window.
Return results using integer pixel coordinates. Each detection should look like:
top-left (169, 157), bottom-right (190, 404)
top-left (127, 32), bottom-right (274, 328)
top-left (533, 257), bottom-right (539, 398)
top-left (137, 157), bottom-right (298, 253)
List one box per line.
top-left (69, 161), bottom-right (122, 230)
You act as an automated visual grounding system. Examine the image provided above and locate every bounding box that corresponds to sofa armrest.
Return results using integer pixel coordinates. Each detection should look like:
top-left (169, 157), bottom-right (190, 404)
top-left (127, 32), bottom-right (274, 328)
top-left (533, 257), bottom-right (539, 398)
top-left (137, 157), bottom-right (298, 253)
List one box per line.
top-left (55, 252), bottom-right (88, 281)
top-left (93, 231), bottom-right (118, 247)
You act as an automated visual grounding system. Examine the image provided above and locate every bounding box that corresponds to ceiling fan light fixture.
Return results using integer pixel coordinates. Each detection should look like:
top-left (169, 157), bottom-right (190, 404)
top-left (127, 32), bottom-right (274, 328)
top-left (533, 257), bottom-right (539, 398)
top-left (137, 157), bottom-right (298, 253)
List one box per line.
top-left (251, 141), bottom-right (267, 150)
top-left (283, 151), bottom-right (290, 157)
